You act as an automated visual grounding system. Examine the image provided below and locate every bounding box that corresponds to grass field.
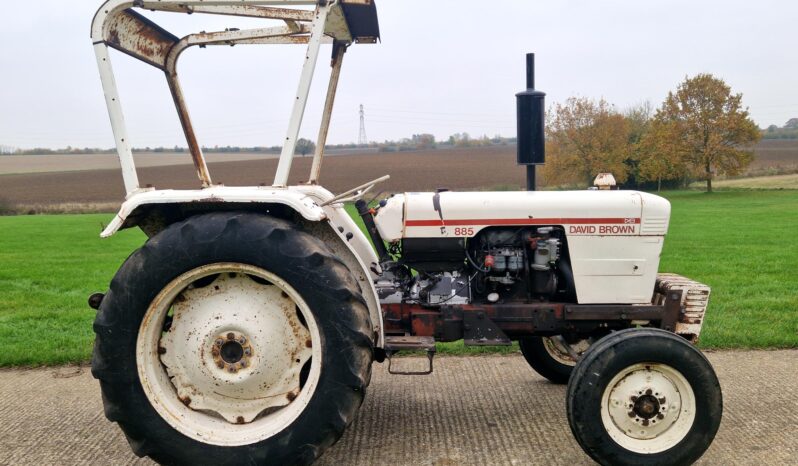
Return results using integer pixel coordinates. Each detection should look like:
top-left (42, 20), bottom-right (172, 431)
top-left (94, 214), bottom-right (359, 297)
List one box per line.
top-left (1, 190), bottom-right (796, 366)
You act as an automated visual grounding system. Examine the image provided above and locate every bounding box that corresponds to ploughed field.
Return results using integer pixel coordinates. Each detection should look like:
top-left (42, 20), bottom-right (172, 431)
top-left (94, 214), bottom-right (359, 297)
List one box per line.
top-left (0, 191), bottom-right (796, 366)
top-left (749, 139), bottom-right (798, 173)
top-left (2, 140), bottom-right (797, 210)
top-left (0, 147), bottom-right (526, 208)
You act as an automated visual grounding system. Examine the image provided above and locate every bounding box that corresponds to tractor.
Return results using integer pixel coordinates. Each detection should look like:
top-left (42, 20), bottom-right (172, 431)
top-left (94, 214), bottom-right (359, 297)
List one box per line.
top-left (88, 1), bottom-right (722, 465)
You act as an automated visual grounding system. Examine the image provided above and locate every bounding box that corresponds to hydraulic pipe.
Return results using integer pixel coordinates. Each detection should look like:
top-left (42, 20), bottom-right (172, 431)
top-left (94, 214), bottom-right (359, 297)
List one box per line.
top-left (355, 199), bottom-right (391, 263)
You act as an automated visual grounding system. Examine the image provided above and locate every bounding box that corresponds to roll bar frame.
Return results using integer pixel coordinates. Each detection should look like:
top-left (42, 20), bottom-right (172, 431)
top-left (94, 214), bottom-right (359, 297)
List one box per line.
top-left (91, 0), bottom-right (377, 196)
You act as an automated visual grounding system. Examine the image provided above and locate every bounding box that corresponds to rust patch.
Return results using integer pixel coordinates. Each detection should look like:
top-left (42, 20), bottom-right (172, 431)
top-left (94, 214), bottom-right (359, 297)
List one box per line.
top-left (108, 29), bottom-right (121, 46)
top-left (195, 196), bottom-right (224, 203)
top-left (157, 346), bottom-right (167, 355)
top-left (104, 10), bottom-right (177, 69)
top-left (286, 391), bottom-right (297, 402)
top-left (305, 339), bottom-right (312, 348)
top-left (180, 396), bottom-right (192, 407)
top-left (236, 416), bottom-right (245, 424)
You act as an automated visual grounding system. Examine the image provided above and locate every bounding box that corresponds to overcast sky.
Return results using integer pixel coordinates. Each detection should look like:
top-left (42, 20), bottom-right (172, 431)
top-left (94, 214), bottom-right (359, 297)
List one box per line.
top-left (1, 0), bottom-right (796, 149)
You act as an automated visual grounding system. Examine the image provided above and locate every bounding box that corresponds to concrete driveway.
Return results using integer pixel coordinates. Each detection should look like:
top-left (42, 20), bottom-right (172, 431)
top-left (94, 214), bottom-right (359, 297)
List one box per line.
top-left (1, 350), bottom-right (796, 465)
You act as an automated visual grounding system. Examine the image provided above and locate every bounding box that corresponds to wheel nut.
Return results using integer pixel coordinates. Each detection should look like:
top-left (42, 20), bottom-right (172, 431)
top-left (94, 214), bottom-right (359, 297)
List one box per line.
top-left (238, 336), bottom-right (247, 345)
top-left (227, 332), bottom-right (235, 340)
top-left (215, 339), bottom-right (224, 347)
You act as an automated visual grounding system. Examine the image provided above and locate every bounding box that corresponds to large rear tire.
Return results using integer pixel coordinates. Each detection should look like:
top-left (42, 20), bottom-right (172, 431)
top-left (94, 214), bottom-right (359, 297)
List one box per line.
top-left (566, 328), bottom-right (722, 466)
top-left (92, 212), bottom-right (373, 465)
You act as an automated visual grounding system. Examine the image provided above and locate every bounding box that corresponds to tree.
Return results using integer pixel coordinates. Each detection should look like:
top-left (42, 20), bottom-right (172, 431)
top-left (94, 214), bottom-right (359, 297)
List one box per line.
top-left (448, 132), bottom-right (472, 147)
top-left (410, 133), bottom-right (436, 149)
top-left (295, 138), bottom-right (316, 157)
top-left (637, 119), bottom-right (690, 191)
top-left (542, 97), bottom-right (631, 187)
top-left (648, 74), bottom-right (760, 192)
top-left (622, 101), bottom-right (654, 188)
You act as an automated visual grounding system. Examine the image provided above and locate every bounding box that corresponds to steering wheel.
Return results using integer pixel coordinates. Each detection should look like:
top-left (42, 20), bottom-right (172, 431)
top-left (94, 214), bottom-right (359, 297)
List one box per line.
top-left (319, 175), bottom-right (390, 206)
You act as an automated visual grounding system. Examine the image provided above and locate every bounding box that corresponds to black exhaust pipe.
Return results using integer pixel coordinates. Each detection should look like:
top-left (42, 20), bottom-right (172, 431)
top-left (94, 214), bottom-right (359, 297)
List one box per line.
top-left (516, 53), bottom-right (546, 191)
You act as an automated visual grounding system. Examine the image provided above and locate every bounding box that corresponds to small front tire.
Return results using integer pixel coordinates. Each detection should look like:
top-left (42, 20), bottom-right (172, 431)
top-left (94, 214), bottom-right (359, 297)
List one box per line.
top-left (519, 336), bottom-right (590, 384)
top-left (566, 328), bottom-right (722, 466)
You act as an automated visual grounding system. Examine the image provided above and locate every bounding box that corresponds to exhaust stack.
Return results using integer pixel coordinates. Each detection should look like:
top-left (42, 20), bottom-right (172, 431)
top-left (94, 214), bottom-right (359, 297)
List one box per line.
top-left (516, 53), bottom-right (546, 190)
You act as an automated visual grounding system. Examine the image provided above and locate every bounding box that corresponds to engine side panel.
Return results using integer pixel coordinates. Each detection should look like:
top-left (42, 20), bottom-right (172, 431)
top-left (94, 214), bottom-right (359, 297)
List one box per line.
top-left (567, 236), bottom-right (664, 303)
top-left (374, 190), bottom-right (671, 304)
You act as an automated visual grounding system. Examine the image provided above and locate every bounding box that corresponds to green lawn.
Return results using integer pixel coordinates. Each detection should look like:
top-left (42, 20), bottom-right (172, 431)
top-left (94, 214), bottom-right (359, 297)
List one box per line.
top-left (1, 190), bottom-right (796, 366)
top-left (657, 191), bottom-right (798, 348)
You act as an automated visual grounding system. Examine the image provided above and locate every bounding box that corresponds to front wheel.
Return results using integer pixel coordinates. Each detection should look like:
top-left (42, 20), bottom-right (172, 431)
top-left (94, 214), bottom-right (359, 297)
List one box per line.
top-left (566, 328), bottom-right (722, 466)
top-left (519, 336), bottom-right (591, 384)
top-left (92, 212), bottom-right (373, 465)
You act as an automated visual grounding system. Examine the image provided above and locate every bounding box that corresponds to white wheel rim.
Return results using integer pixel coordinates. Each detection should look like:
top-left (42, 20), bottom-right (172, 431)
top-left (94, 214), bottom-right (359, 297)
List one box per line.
top-left (542, 337), bottom-right (590, 366)
top-left (136, 263), bottom-right (322, 447)
top-left (601, 363), bottom-right (696, 454)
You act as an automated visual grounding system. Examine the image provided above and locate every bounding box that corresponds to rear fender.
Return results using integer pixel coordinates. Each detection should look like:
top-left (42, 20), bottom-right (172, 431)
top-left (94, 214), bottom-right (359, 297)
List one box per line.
top-left (102, 186), bottom-right (384, 347)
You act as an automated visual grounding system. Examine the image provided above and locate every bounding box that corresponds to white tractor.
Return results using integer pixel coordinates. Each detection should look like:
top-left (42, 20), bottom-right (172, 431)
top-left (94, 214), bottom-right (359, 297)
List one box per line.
top-left (88, 2), bottom-right (722, 465)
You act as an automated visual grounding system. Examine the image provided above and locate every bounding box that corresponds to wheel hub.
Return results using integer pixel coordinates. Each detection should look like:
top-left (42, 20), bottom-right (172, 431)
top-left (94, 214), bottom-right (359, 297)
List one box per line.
top-left (543, 337), bottom-right (591, 366)
top-left (602, 363), bottom-right (696, 453)
top-left (213, 332), bottom-right (252, 371)
top-left (159, 271), bottom-right (313, 425)
top-left (632, 392), bottom-right (663, 420)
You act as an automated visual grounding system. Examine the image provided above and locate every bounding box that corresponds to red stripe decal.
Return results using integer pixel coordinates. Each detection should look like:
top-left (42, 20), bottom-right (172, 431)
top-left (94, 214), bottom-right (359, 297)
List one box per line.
top-left (405, 218), bottom-right (641, 227)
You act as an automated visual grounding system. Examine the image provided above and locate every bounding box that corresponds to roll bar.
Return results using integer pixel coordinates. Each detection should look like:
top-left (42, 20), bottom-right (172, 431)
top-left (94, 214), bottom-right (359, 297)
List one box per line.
top-left (91, 0), bottom-right (379, 196)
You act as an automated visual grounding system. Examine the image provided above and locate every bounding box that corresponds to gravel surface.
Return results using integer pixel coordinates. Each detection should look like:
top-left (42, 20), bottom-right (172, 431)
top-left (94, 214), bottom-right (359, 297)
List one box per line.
top-left (0, 350), bottom-right (795, 465)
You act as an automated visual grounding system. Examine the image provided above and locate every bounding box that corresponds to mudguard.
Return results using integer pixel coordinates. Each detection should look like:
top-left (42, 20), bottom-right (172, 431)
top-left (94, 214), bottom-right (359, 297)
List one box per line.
top-left (100, 185), bottom-right (385, 347)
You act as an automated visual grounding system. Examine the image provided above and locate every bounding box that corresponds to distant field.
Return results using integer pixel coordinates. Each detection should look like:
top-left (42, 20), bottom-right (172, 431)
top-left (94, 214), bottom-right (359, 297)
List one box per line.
top-left (0, 190), bottom-right (796, 366)
top-left (0, 152), bottom-right (274, 176)
top-left (1, 141), bottom-right (796, 210)
top-left (749, 139), bottom-right (798, 174)
top-left (0, 148), bottom-right (381, 176)
top-left (691, 173), bottom-right (798, 189)
top-left (0, 146), bottom-right (526, 208)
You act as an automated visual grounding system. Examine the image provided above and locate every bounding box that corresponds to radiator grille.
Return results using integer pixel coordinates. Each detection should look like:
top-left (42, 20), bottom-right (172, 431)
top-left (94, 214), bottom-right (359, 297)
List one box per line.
top-left (654, 273), bottom-right (711, 343)
top-left (641, 216), bottom-right (669, 235)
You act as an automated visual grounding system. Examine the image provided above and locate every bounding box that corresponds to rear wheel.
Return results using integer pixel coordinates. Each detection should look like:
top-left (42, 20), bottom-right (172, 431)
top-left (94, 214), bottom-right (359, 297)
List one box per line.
top-left (519, 336), bottom-right (591, 384)
top-left (92, 212), bottom-right (373, 465)
top-left (566, 328), bottom-right (722, 466)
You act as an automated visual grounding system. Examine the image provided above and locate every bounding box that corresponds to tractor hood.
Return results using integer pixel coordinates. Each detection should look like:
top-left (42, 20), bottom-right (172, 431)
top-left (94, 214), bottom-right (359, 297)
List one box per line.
top-left (374, 190), bottom-right (671, 242)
